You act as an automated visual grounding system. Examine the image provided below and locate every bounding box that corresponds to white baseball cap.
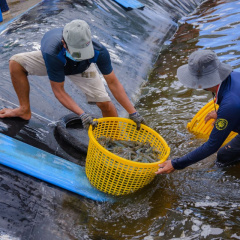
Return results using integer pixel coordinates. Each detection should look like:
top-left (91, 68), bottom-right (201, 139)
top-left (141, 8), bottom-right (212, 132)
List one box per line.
top-left (63, 20), bottom-right (94, 61)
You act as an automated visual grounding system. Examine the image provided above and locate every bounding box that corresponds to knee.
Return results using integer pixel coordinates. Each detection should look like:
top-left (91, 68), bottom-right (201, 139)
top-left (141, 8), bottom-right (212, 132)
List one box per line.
top-left (217, 145), bottom-right (231, 163)
top-left (9, 60), bottom-right (27, 77)
top-left (96, 101), bottom-right (112, 112)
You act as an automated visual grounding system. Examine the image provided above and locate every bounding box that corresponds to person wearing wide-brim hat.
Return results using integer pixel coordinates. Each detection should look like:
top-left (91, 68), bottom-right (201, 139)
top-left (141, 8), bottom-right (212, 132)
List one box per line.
top-left (0, 19), bottom-right (145, 130)
top-left (156, 49), bottom-right (240, 174)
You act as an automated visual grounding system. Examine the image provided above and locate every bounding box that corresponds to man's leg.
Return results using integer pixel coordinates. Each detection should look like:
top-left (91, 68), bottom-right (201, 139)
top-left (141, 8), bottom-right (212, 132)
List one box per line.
top-left (216, 135), bottom-right (240, 167)
top-left (68, 63), bottom-right (118, 117)
top-left (0, 51), bottom-right (47, 120)
top-left (0, 60), bottom-right (31, 120)
top-left (96, 101), bottom-right (117, 117)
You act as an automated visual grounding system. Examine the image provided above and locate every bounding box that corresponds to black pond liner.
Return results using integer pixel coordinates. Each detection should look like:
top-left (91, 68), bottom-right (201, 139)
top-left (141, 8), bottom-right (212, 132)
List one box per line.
top-left (55, 113), bottom-right (89, 155)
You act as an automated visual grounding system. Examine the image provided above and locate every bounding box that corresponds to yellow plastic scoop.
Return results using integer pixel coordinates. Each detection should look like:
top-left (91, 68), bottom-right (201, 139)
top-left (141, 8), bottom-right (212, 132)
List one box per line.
top-left (187, 100), bottom-right (237, 146)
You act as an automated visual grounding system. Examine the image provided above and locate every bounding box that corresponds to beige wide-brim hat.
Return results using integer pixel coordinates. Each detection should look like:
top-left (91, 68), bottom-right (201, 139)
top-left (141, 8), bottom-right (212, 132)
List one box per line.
top-left (177, 50), bottom-right (232, 89)
top-left (63, 20), bottom-right (94, 61)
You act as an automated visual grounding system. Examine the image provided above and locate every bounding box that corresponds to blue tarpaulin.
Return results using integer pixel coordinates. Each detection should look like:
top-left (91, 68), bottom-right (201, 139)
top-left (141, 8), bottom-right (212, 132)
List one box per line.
top-left (113, 0), bottom-right (144, 10)
top-left (0, 133), bottom-right (115, 202)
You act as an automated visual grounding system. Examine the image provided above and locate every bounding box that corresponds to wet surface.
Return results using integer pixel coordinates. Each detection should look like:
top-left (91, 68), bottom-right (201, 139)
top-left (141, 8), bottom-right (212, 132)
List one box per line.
top-left (0, 0), bottom-right (203, 119)
top-left (135, 0), bottom-right (240, 238)
top-left (1, 0), bottom-right (240, 239)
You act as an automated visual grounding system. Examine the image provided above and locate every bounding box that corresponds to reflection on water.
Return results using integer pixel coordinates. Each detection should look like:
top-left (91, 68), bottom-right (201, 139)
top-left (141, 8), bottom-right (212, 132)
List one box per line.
top-left (135, 0), bottom-right (240, 238)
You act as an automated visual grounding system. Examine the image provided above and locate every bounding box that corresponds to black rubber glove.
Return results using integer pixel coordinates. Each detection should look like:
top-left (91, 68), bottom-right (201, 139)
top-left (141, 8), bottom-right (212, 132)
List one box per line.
top-left (79, 113), bottom-right (98, 130)
top-left (129, 111), bottom-right (146, 130)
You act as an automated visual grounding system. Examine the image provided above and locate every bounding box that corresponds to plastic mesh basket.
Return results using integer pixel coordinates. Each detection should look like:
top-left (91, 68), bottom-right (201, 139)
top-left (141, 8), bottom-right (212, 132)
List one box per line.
top-left (86, 117), bottom-right (170, 196)
top-left (187, 100), bottom-right (237, 145)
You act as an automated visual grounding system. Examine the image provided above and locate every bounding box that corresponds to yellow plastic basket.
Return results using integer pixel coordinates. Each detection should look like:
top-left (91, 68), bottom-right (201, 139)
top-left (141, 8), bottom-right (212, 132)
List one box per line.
top-left (187, 100), bottom-right (237, 146)
top-left (85, 117), bottom-right (170, 196)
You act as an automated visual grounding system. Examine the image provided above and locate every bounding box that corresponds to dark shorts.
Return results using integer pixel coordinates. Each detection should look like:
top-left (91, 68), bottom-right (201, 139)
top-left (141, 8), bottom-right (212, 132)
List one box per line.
top-left (216, 134), bottom-right (240, 167)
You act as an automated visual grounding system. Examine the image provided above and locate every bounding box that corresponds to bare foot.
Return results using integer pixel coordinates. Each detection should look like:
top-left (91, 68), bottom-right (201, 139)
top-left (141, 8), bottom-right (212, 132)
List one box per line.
top-left (0, 108), bottom-right (31, 120)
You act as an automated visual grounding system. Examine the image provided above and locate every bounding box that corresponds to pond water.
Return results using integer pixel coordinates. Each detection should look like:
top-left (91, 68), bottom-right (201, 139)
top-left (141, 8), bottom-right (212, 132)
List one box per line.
top-left (133, 0), bottom-right (240, 238)
top-left (1, 0), bottom-right (240, 239)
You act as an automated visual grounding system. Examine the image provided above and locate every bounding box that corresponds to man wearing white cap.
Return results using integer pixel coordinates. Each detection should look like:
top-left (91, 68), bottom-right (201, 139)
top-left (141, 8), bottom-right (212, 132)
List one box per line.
top-left (0, 20), bottom-right (145, 129)
top-left (156, 50), bottom-right (240, 174)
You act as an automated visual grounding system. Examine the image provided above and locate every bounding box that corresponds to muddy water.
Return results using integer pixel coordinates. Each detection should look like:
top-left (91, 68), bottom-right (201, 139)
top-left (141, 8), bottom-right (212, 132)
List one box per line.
top-left (59, 1), bottom-right (240, 239)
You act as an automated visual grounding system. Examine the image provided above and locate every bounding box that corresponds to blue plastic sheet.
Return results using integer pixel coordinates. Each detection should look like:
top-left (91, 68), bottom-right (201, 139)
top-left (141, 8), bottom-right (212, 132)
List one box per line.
top-left (113, 0), bottom-right (144, 9)
top-left (0, 133), bottom-right (115, 202)
top-left (0, 9), bottom-right (2, 22)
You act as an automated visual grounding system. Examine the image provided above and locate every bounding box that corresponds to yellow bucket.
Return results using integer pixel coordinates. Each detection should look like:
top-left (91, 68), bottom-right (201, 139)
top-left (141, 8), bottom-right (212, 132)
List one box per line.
top-left (187, 100), bottom-right (237, 146)
top-left (86, 117), bottom-right (170, 196)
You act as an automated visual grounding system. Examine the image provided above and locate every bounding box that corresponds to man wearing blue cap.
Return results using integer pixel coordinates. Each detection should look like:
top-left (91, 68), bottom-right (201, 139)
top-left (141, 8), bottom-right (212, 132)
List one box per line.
top-left (0, 19), bottom-right (145, 129)
top-left (156, 50), bottom-right (240, 174)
